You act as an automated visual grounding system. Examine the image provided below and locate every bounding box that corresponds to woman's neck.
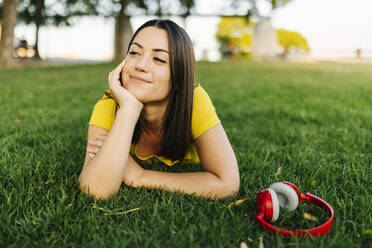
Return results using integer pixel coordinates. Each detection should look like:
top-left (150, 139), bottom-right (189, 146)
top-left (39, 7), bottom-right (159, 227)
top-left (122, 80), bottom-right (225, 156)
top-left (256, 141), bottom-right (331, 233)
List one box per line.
top-left (141, 101), bottom-right (168, 135)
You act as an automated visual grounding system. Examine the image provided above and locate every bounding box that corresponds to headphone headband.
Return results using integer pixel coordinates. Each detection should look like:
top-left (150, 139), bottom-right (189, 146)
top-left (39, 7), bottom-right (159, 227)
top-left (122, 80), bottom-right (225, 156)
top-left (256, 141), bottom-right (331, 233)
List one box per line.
top-left (256, 191), bottom-right (334, 237)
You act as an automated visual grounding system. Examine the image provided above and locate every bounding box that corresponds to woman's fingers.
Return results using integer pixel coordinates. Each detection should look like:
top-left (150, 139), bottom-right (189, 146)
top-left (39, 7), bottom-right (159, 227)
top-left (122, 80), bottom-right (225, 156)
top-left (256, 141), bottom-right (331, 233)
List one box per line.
top-left (109, 60), bottom-right (124, 78)
top-left (108, 60), bottom-right (126, 87)
top-left (114, 59), bottom-right (125, 73)
top-left (108, 60), bottom-right (128, 105)
top-left (88, 135), bottom-right (106, 146)
top-left (87, 146), bottom-right (100, 154)
top-left (88, 139), bottom-right (104, 147)
top-left (87, 134), bottom-right (107, 159)
top-left (96, 134), bottom-right (107, 141)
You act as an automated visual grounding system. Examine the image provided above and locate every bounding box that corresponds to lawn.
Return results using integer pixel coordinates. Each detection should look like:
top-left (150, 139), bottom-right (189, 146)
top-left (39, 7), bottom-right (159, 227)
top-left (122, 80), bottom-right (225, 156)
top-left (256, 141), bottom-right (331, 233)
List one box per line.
top-left (0, 60), bottom-right (371, 247)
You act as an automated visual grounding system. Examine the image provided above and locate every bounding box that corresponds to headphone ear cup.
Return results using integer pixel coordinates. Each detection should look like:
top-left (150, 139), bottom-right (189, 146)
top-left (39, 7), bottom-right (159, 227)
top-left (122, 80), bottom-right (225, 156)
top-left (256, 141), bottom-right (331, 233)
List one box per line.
top-left (256, 189), bottom-right (280, 222)
top-left (267, 189), bottom-right (280, 222)
top-left (269, 182), bottom-right (299, 211)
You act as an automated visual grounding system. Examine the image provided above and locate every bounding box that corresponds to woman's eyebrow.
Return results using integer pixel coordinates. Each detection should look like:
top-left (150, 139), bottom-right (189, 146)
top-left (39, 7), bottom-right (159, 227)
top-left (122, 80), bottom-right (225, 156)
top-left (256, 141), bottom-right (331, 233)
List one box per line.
top-left (132, 42), bottom-right (169, 54)
top-left (153, 48), bottom-right (169, 54)
top-left (132, 42), bottom-right (143, 49)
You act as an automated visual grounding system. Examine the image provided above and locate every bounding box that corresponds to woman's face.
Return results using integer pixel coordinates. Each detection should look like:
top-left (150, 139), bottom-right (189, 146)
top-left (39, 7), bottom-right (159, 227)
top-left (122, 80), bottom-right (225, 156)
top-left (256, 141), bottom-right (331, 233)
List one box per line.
top-left (121, 26), bottom-right (171, 105)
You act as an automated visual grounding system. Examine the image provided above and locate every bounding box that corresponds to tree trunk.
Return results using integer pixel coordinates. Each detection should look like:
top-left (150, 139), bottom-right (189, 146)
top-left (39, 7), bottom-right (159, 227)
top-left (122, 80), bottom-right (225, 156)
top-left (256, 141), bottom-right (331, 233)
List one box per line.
top-left (33, 0), bottom-right (44, 60)
top-left (182, 17), bottom-right (187, 30)
top-left (0, 0), bottom-right (19, 68)
top-left (113, 0), bottom-right (133, 62)
top-left (33, 23), bottom-right (41, 59)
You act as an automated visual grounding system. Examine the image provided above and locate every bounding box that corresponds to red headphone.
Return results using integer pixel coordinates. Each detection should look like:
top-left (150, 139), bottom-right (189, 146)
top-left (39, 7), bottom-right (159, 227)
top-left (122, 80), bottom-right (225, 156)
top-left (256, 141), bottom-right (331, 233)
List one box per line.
top-left (256, 182), bottom-right (334, 237)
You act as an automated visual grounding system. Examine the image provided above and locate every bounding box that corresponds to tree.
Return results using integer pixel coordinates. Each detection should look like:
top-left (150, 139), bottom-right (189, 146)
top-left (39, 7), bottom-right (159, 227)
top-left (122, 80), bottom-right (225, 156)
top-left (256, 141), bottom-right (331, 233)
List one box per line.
top-left (114, 0), bottom-right (134, 61)
top-left (92, 0), bottom-right (195, 61)
top-left (13, 0), bottom-right (195, 61)
top-left (216, 18), bottom-right (309, 59)
top-left (276, 29), bottom-right (310, 58)
top-left (215, 0), bottom-right (296, 59)
top-left (0, 0), bottom-right (19, 67)
top-left (216, 17), bottom-right (254, 59)
top-left (271, 0), bottom-right (293, 9)
top-left (87, 0), bottom-right (144, 61)
top-left (17, 0), bottom-right (96, 59)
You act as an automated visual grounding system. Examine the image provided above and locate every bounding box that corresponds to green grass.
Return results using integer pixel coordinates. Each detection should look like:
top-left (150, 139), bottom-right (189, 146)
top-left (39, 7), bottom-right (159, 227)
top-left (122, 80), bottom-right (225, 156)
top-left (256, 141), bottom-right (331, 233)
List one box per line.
top-left (0, 60), bottom-right (371, 247)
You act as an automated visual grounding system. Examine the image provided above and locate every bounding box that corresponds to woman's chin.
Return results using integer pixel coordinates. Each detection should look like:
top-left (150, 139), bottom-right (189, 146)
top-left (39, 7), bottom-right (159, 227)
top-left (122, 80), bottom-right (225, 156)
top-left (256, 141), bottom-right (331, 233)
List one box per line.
top-left (126, 89), bottom-right (147, 103)
top-left (126, 87), bottom-right (169, 105)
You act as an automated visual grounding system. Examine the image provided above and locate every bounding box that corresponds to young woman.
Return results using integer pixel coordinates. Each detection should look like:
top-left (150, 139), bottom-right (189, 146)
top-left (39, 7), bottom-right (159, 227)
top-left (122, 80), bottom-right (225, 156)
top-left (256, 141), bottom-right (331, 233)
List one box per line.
top-left (79, 19), bottom-right (240, 200)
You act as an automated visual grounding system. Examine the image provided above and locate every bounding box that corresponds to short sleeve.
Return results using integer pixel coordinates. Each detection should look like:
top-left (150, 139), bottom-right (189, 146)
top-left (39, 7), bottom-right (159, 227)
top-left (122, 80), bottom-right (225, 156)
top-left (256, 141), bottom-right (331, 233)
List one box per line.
top-left (88, 90), bottom-right (117, 131)
top-left (191, 84), bottom-right (221, 140)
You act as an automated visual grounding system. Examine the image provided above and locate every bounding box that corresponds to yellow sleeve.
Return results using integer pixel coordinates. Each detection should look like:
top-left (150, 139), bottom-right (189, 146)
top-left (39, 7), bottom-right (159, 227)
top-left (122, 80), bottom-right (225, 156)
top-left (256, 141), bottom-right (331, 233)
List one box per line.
top-left (191, 84), bottom-right (221, 140)
top-left (88, 90), bottom-right (117, 131)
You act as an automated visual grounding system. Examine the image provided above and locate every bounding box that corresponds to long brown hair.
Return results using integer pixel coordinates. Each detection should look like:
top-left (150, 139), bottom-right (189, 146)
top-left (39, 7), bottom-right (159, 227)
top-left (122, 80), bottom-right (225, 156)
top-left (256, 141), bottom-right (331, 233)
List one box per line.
top-left (127, 19), bottom-right (195, 162)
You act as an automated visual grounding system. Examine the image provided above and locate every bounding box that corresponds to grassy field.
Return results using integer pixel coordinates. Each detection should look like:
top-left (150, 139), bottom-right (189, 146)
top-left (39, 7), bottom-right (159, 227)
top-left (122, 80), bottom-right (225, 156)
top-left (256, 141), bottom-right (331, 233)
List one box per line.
top-left (0, 60), bottom-right (371, 247)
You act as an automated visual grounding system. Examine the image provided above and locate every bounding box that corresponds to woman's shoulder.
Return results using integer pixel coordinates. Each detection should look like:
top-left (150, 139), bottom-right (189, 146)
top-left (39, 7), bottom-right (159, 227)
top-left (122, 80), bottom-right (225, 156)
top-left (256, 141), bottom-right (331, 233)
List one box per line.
top-left (193, 83), bottom-right (211, 103)
top-left (191, 83), bottom-right (220, 140)
top-left (192, 83), bottom-right (218, 110)
top-left (193, 83), bottom-right (203, 93)
top-left (88, 90), bottom-right (117, 131)
top-left (102, 90), bottom-right (116, 100)
top-left (94, 90), bottom-right (117, 107)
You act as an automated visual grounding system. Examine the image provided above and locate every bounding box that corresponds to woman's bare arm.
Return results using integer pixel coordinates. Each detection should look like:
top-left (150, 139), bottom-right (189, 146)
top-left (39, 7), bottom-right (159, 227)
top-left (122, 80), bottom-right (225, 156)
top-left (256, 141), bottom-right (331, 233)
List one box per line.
top-left (78, 109), bottom-right (138, 199)
top-left (79, 61), bottom-right (143, 200)
top-left (132, 124), bottom-right (240, 199)
top-left (82, 126), bottom-right (109, 169)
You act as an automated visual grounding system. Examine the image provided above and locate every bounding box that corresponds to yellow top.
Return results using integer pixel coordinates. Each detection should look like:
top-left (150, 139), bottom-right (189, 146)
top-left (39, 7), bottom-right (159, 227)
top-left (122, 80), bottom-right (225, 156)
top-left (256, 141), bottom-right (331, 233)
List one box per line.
top-left (88, 84), bottom-right (220, 166)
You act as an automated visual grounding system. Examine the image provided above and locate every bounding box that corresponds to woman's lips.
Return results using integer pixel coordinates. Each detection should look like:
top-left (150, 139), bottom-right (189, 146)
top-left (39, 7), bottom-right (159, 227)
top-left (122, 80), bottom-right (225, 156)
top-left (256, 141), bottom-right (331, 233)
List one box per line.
top-left (130, 75), bottom-right (152, 84)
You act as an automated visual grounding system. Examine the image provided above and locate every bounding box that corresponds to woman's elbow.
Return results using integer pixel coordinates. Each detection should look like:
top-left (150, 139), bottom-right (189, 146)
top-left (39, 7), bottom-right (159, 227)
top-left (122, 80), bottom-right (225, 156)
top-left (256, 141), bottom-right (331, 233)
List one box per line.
top-left (219, 161), bottom-right (240, 199)
top-left (78, 175), bottom-right (117, 200)
top-left (225, 178), bottom-right (240, 198)
top-left (215, 176), bottom-right (240, 199)
top-left (231, 177), bottom-right (241, 194)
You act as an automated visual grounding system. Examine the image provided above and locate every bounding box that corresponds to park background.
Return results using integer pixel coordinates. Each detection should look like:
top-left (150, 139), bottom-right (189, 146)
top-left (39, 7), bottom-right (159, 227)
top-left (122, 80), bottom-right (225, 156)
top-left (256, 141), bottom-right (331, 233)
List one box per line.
top-left (2, 0), bottom-right (372, 63)
top-left (0, 0), bottom-right (371, 247)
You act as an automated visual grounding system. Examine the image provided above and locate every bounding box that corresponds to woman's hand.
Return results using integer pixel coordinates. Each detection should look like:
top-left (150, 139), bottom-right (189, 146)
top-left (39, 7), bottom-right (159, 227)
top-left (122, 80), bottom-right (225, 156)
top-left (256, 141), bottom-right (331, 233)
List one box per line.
top-left (86, 134), bottom-right (107, 159)
top-left (108, 60), bottom-right (144, 116)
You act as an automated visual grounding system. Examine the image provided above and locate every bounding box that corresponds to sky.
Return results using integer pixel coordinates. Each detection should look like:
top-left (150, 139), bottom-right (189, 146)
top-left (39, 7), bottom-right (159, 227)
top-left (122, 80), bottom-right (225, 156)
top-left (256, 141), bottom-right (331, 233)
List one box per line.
top-left (14, 0), bottom-right (372, 61)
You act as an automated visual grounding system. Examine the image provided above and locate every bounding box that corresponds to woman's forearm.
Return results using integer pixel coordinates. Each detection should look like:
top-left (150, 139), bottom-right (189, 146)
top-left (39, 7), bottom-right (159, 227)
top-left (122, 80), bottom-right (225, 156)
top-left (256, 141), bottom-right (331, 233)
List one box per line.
top-left (79, 108), bottom-right (138, 199)
top-left (135, 168), bottom-right (239, 199)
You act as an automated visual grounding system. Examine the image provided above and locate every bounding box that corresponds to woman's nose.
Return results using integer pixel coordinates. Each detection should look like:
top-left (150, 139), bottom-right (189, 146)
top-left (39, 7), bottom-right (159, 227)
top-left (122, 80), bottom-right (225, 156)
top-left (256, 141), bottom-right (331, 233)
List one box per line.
top-left (135, 56), bottom-right (149, 72)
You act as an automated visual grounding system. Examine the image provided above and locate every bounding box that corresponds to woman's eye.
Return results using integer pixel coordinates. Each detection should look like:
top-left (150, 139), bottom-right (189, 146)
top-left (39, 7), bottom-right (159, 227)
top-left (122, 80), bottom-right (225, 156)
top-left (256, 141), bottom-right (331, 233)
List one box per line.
top-left (129, 51), bottom-right (139, 55)
top-left (154, 57), bottom-right (166, 63)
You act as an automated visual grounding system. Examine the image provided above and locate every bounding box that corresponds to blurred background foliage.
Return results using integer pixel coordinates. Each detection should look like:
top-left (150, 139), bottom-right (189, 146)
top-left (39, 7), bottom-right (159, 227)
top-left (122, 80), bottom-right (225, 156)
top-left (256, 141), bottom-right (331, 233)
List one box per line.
top-left (1, 0), bottom-right (300, 67)
top-left (216, 16), bottom-right (309, 59)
